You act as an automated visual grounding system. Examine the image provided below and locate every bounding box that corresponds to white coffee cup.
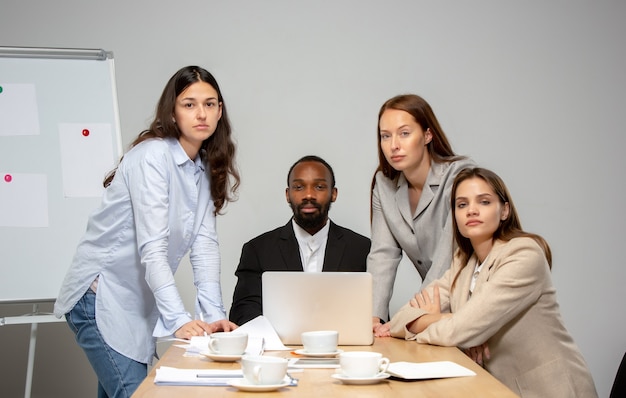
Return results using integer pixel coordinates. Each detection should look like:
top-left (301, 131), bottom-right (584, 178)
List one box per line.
top-left (207, 332), bottom-right (248, 355)
top-left (241, 356), bottom-right (288, 385)
top-left (301, 330), bottom-right (338, 353)
top-left (339, 351), bottom-right (390, 378)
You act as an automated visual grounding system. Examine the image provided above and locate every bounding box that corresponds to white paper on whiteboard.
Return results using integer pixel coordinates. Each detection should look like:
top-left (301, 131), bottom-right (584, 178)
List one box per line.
top-left (58, 123), bottom-right (115, 198)
top-left (0, 173), bottom-right (49, 227)
top-left (0, 83), bottom-right (41, 136)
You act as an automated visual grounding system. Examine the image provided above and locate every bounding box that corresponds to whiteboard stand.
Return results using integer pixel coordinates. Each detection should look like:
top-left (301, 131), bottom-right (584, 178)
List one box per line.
top-left (0, 304), bottom-right (64, 398)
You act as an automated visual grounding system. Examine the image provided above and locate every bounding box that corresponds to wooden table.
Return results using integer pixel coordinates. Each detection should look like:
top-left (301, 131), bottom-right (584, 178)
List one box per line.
top-left (132, 337), bottom-right (518, 398)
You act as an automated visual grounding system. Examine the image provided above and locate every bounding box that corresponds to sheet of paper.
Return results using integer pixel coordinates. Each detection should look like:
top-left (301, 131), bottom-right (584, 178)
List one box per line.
top-left (0, 83), bottom-right (40, 136)
top-left (175, 334), bottom-right (267, 357)
top-left (185, 335), bottom-right (211, 355)
top-left (0, 173), bottom-right (48, 227)
top-left (386, 361), bottom-right (476, 379)
top-left (160, 316), bottom-right (289, 357)
top-left (235, 316), bottom-right (290, 351)
top-left (154, 366), bottom-right (243, 386)
top-left (288, 357), bottom-right (340, 369)
top-left (154, 366), bottom-right (297, 387)
top-left (58, 123), bottom-right (115, 197)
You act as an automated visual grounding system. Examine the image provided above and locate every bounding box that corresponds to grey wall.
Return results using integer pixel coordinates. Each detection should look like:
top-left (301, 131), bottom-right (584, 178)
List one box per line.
top-left (1, 1), bottom-right (624, 397)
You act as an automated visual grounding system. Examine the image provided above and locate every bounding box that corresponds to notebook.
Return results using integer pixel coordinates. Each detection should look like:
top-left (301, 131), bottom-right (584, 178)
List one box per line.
top-left (262, 272), bottom-right (374, 346)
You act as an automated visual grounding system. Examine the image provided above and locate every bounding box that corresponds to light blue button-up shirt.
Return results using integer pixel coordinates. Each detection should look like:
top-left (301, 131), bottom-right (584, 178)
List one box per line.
top-left (54, 137), bottom-right (226, 364)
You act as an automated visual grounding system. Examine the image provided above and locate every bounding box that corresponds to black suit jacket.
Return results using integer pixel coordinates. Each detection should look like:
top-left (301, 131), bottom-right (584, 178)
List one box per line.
top-left (229, 220), bottom-right (371, 325)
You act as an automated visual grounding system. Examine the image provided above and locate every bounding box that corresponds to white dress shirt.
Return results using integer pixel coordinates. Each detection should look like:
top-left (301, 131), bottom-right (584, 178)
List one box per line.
top-left (54, 137), bottom-right (226, 364)
top-left (292, 219), bottom-right (330, 272)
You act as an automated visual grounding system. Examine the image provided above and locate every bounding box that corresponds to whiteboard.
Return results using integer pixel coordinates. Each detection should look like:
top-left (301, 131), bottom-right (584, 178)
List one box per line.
top-left (0, 49), bottom-right (122, 303)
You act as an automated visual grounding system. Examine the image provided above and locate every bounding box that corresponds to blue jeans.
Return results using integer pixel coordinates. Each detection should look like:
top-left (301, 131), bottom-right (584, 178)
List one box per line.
top-left (65, 290), bottom-right (147, 398)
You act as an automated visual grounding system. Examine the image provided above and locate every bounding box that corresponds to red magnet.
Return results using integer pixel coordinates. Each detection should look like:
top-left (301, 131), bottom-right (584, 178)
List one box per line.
top-left (82, 129), bottom-right (90, 137)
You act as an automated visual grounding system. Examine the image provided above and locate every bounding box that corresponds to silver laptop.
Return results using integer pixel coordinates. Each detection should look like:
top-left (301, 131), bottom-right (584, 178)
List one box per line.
top-left (262, 272), bottom-right (374, 346)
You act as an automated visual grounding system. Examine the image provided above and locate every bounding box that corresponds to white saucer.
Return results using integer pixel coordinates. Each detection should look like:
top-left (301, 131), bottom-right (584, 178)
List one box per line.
top-left (200, 351), bottom-right (243, 362)
top-left (228, 378), bottom-right (290, 392)
top-left (294, 348), bottom-right (343, 358)
top-left (331, 372), bottom-right (390, 385)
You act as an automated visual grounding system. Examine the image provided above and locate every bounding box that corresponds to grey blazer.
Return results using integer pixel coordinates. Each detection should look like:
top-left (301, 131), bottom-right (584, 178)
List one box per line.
top-left (367, 158), bottom-right (475, 320)
top-left (389, 238), bottom-right (597, 398)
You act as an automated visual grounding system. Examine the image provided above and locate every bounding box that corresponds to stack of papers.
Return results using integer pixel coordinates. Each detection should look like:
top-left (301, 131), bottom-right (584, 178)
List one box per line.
top-left (169, 316), bottom-right (289, 357)
top-left (154, 366), bottom-right (299, 387)
top-left (154, 367), bottom-right (243, 386)
top-left (386, 361), bottom-right (476, 380)
top-left (186, 336), bottom-right (211, 355)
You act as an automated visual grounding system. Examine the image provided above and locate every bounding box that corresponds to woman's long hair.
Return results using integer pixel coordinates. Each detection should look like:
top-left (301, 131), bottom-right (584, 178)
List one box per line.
top-left (450, 167), bottom-right (552, 290)
top-left (103, 66), bottom-right (240, 214)
top-left (370, 94), bottom-right (463, 219)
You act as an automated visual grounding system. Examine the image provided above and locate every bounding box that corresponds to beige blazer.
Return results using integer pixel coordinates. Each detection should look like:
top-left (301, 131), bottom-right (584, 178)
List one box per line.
top-left (367, 158), bottom-right (475, 320)
top-left (389, 238), bottom-right (597, 398)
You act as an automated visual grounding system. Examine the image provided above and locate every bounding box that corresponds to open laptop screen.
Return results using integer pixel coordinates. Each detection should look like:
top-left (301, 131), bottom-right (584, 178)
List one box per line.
top-left (262, 272), bottom-right (374, 345)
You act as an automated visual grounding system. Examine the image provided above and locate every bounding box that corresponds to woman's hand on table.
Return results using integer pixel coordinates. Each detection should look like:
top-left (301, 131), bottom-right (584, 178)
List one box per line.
top-left (174, 318), bottom-right (238, 339)
top-left (464, 343), bottom-right (490, 366)
top-left (374, 322), bottom-right (391, 337)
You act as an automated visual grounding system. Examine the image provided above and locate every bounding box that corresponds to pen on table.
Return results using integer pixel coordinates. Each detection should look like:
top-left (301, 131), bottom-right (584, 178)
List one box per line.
top-left (196, 373), bottom-right (243, 378)
top-left (199, 313), bottom-right (208, 336)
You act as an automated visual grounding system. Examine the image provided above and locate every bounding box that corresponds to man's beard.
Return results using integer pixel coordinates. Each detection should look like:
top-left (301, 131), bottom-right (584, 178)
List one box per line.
top-left (291, 199), bottom-right (331, 231)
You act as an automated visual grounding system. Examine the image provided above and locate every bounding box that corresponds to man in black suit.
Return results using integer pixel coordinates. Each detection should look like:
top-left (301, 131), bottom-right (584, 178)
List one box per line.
top-left (229, 155), bottom-right (371, 325)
